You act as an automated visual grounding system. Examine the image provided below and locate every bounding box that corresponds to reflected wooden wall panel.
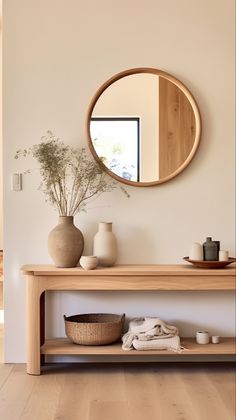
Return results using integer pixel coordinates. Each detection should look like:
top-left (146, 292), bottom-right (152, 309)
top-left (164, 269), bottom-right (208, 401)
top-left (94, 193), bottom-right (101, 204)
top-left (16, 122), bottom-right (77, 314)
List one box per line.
top-left (159, 77), bottom-right (196, 179)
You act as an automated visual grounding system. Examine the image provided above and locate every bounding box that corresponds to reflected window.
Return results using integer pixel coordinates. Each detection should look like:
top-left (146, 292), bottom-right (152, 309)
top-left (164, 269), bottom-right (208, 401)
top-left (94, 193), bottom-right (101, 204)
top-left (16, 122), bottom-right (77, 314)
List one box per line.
top-left (90, 117), bottom-right (140, 182)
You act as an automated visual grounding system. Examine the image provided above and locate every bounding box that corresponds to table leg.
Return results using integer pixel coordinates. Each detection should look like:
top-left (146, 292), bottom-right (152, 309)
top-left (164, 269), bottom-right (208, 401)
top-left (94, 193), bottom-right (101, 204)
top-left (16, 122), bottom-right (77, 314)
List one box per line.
top-left (40, 292), bottom-right (45, 366)
top-left (26, 275), bottom-right (41, 375)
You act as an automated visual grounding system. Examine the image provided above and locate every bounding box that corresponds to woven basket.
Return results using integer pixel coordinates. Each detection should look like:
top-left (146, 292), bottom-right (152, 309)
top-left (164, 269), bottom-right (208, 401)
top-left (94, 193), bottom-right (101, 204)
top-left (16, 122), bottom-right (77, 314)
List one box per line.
top-left (64, 313), bottom-right (125, 345)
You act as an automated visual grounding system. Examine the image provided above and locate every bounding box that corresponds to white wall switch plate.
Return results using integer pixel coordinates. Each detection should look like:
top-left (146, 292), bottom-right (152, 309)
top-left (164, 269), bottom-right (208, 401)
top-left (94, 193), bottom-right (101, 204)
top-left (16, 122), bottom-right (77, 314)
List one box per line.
top-left (12, 173), bottom-right (22, 191)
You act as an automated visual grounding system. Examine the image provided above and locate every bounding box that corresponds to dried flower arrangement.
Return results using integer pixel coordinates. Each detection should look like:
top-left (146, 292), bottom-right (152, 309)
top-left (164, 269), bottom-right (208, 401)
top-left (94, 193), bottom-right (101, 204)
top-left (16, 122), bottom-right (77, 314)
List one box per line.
top-left (15, 131), bottom-right (129, 215)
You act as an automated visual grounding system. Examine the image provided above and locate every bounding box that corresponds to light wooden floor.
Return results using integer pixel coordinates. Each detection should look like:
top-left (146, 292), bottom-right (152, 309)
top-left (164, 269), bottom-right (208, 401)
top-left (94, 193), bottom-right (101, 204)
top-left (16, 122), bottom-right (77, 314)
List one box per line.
top-left (0, 363), bottom-right (235, 420)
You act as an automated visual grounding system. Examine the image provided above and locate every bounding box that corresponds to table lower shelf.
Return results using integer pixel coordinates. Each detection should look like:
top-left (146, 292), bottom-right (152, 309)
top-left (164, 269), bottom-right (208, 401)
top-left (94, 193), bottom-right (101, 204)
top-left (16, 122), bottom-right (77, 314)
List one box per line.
top-left (41, 337), bottom-right (236, 356)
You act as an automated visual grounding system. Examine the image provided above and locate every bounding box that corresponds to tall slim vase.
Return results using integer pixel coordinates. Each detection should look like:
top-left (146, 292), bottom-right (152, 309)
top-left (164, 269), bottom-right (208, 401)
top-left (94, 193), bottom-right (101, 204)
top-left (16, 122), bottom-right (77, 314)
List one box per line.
top-left (48, 216), bottom-right (84, 268)
top-left (93, 222), bottom-right (117, 267)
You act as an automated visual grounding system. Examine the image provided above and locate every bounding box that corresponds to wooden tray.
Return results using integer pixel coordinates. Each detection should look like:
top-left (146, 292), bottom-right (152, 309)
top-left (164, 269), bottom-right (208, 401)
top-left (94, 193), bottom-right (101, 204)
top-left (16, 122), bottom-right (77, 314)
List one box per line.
top-left (183, 256), bottom-right (236, 269)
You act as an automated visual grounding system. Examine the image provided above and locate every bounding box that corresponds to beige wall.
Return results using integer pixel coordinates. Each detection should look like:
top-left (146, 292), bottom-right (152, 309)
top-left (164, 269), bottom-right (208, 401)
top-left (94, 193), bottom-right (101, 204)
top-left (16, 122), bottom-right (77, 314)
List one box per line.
top-left (3, 0), bottom-right (235, 362)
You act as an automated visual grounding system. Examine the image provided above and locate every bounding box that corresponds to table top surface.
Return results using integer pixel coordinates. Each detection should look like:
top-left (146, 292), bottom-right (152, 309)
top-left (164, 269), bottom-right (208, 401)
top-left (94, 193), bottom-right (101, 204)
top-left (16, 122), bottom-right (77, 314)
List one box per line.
top-left (21, 264), bottom-right (236, 276)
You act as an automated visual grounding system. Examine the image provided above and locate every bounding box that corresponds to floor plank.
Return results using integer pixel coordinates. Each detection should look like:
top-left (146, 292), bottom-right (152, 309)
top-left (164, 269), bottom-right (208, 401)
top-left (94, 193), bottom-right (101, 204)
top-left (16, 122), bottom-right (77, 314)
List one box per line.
top-left (89, 401), bottom-right (129, 420)
top-left (124, 368), bottom-right (161, 420)
top-left (53, 369), bottom-right (90, 420)
top-left (178, 366), bottom-right (235, 420)
top-left (0, 365), bottom-right (37, 420)
top-left (86, 365), bottom-right (127, 402)
top-left (201, 368), bottom-right (235, 419)
top-left (0, 363), bottom-right (14, 389)
top-left (152, 367), bottom-right (199, 420)
top-left (19, 372), bottom-right (64, 420)
top-left (54, 365), bottom-right (126, 420)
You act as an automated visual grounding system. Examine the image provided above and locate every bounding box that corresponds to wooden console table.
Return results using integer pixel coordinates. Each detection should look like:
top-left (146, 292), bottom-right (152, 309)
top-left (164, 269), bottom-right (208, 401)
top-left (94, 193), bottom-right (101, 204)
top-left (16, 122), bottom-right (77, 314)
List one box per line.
top-left (21, 264), bottom-right (236, 375)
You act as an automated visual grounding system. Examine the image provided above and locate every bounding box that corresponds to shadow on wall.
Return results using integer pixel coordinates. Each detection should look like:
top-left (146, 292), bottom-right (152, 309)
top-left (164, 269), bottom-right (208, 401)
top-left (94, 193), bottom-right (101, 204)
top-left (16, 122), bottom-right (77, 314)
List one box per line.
top-left (174, 320), bottom-right (228, 338)
top-left (116, 225), bottom-right (158, 262)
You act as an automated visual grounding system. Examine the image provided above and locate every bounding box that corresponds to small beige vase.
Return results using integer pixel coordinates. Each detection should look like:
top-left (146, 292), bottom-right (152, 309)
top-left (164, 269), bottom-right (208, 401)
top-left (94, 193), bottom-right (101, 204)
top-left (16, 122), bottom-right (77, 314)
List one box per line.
top-left (48, 216), bottom-right (84, 268)
top-left (93, 222), bottom-right (117, 267)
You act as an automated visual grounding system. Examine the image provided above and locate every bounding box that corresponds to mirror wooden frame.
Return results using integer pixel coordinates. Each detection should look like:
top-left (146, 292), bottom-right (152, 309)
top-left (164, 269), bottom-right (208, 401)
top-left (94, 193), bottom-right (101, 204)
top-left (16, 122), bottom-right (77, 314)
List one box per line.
top-left (86, 68), bottom-right (201, 187)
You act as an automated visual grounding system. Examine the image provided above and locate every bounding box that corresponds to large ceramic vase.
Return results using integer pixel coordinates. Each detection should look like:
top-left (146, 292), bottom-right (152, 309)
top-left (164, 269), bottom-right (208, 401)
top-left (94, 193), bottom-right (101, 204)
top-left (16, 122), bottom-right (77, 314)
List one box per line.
top-left (93, 222), bottom-right (117, 267)
top-left (48, 216), bottom-right (84, 268)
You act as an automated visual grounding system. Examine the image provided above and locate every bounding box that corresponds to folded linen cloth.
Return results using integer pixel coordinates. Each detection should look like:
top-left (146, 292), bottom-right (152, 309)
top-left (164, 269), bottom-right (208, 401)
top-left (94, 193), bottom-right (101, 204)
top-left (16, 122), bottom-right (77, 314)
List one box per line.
top-left (122, 317), bottom-right (182, 352)
top-left (132, 336), bottom-right (181, 352)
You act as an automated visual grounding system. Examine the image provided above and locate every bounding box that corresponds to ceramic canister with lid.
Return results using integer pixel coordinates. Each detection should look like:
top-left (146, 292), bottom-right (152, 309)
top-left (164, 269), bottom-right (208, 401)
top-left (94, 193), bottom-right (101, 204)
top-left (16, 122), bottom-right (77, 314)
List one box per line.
top-left (196, 331), bottom-right (210, 344)
top-left (189, 242), bottom-right (203, 260)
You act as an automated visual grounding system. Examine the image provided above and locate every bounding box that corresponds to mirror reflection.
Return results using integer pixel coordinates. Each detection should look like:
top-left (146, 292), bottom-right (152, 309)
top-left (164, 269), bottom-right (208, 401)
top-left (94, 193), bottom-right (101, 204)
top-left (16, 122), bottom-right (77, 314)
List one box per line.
top-left (88, 71), bottom-right (200, 185)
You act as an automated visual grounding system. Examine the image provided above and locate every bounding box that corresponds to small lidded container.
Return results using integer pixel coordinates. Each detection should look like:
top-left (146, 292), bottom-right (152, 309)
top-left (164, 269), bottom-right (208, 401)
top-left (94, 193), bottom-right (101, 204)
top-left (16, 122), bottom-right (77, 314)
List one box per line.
top-left (196, 331), bottom-right (209, 344)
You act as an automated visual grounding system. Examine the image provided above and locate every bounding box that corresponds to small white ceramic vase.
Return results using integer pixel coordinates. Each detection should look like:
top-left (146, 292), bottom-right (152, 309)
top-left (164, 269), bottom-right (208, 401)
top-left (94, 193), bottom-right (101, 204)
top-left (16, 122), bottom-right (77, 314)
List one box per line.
top-left (93, 222), bottom-right (117, 267)
top-left (211, 335), bottom-right (220, 344)
top-left (196, 331), bottom-right (209, 344)
top-left (80, 256), bottom-right (98, 270)
top-left (189, 242), bottom-right (203, 261)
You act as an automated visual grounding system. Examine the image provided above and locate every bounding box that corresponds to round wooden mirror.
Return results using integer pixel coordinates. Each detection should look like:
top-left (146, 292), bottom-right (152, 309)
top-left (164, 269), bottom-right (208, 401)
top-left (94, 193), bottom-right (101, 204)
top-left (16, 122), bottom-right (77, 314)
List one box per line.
top-left (86, 68), bottom-right (201, 186)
